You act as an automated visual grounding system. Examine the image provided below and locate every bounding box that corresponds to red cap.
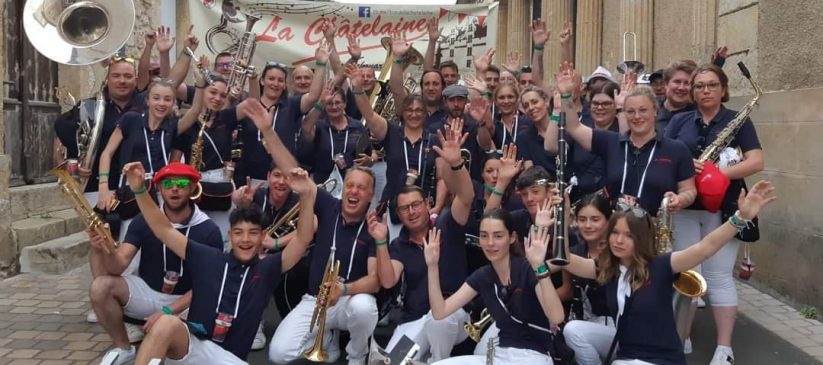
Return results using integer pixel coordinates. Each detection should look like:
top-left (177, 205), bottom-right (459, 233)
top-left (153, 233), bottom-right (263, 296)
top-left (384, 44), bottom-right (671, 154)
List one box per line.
top-left (696, 162), bottom-right (730, 213)
top-left (151, 162), bottom-right (201, 185)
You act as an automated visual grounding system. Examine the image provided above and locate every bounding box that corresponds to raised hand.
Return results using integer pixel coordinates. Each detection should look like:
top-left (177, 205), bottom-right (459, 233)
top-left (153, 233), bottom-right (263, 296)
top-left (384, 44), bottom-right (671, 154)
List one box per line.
top-left (534, 198), bottom-right (556, 228)
top-left (237, 176), bottom-right (263, 207)
top-left (194, 55), bottom-right (210, 85)
top-left (711, 46), bottom-right (728, 64)
top-left (467, 95), bottom-right (491, 124)
top-left (423, 227), bottom-right (442, 267)
top-left (530, 18), bottom-right (550, 46)
top-left (464, 74), bottom-right (488, 94)
top-left (427, 17), bottom-right (442, 42)
top-left (122, 162), bottom-right (147, 192)
top-left (497, 144), bottom-right (523, 182)
top-left (344, 63), bottom-right (363, 90)
top-left (555, 61), bottom-right (576, 95)
top-left (315, 39), bottom-right (331, 63)
top-left (502, 51), bottom-right (521, 74)
top-left (433, 117), bottom-right (469, 167)
top-left (346, 34), bottom-right (362, 60)
top-left (155, 26), bottom-right (174, 53)
top-left (525, 225), bottom-right (551, 269)
top-left (184, 24), bottom-right (199, 52)
top-left (243, 99), bottom-right (272, 131)
top-left (473, 48), bottom-right (495, 72)
top-left (390, 31), bottom-right (411, 59)
top-left (615, 70), bottom-right (637, 109)
top-left (321, 18), bottom-right (337, 42)
top-left (287, 168), bottom-right (314, 195)
top-left (144, 30), bottom-right (157, 48)
top-left (318, 80), bottom-right (335, 106)
top-left (559, 21), bottom-right (573, 46)
top-left (367, 210), bottom-right (388, 243)
top-left (737, 180), bottom-right (776, 220)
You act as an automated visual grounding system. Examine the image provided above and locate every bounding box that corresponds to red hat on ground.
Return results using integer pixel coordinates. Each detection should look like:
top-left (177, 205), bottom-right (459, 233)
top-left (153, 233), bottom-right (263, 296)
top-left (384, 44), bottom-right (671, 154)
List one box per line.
top-left (151, 162), bottom-right (201, 186)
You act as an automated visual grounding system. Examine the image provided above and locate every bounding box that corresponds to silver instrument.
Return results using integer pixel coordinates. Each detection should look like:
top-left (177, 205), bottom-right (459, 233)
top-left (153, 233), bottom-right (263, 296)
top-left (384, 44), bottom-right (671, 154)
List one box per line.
top-left (367, 336), bottom-right (423, 365)
top-left (226, 12), bottom-right (261, 99)
top-left (617, 32), bottom-right (645, 74)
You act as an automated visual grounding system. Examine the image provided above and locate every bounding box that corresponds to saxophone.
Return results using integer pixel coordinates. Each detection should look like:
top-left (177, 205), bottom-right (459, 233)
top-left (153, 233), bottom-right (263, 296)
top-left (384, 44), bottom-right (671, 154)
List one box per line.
top-left (656, 196), bottom-right (674, 254)
top-left (226, 13), bottom-right (261, 99)
top-left (50, 163), bottom-right (116, 254)
top-left (189, 109), bottom-right (213, 172)
top-left (695, 62), bottom-right (763, 212)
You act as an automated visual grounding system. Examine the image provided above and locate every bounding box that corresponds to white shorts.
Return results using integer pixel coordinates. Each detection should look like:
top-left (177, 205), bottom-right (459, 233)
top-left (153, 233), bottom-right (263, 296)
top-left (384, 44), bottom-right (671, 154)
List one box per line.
top-left (165, 323), bottom-right (247, 365)
top-left (122, 275), bottom-right (182, 320)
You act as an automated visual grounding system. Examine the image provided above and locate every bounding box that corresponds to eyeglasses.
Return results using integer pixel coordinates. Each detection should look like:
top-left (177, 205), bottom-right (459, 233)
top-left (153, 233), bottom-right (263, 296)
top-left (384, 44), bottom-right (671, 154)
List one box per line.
top-left (693, 82), bottom-right (722, 91)
top-left (405, 108), bottom-right (426, 115)
top-left (265, 61), bottom-right (289, 70)
top-left (591, 101), bottom-right (615, 109)
top-left (215, 62), bottom-right (232, 69)
top-left (110, 56), bottom-right (136, 65)
top-left (397, 200), bottom-right (425, 215)
top-left (160, 178), bottom-right (192, 189)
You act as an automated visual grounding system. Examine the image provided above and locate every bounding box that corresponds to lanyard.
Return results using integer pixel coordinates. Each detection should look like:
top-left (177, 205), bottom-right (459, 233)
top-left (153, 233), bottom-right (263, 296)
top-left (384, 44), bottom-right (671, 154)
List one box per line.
top-left (142, 127), bottom-right (169, 174)
top-left (163, 225), bottom-right (192, 275)
top-left (329, 126), bottom-right (350, 161)
top-left (331, 215), bottom-right (366, 280)
top-left (257, 106), bottom-right (279, 141)
top-left (620, 141), bottom-right (657, 199)
top-left (402, 137), bottom-right (424, 172)
top-left (493, 282), bottom-right (552, 333)
top-left (215, 263), bottom-right (251, 317)
top-left (500, 114), bottom-right (519, 146)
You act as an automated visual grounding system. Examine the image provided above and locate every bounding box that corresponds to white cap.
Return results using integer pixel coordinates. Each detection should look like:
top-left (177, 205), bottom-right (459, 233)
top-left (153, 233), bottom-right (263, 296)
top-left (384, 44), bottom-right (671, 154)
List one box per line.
top-left (585, 66), bottom-right (616, 84)
top-left (637, 73), bottom-right (651, 84)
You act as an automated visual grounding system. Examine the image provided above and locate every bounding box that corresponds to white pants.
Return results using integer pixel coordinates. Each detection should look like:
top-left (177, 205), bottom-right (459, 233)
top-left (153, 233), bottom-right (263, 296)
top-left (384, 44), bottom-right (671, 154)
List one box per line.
top-left (472, 322), bottom-right (499, 356)
top-left (200, 168), bottom-right (229, 183)
top-left (268, 293), bottom-right (378, 364)
top-left (165, 320), bottom-right (247, 365)
top-left (433, 346), bottom-right (552, 365)
top-left (672, 209), bottom-right (739, 306)
top-left (387, 309), bottom-right (469, 363)
top-left (563, 317), bottom-right (617, 365)
top-left (122, 275), bottom-right (181, 320)
top-left (370, 161), bottom-right (388, 209)
top-left (611, 360), bottom-right (656, 365)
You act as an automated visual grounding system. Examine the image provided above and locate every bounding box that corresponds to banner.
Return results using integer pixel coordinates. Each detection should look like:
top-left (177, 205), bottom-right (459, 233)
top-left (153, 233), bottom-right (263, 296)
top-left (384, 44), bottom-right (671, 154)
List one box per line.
top-left (189, 0), bottom-right (497, 69)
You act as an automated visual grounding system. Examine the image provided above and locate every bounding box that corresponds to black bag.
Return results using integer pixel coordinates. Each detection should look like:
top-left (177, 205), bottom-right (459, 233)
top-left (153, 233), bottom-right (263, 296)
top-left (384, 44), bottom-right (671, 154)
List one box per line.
top-left (198, 182), bottom-right (234, 211)
top-left (721, 179), bottom-right (760, 242)
top-left (549, 327), bottom-right (576, 365)
top-left (111, 183), bottom-right (156, 220)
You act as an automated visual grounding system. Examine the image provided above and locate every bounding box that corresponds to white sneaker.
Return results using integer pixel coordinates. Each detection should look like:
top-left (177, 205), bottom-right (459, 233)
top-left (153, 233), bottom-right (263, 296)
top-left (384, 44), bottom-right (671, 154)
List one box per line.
top-left (683, 337), bottom-right (692, 354)
top-left (697, 297), bottom-right (707, 308)
top-left (125, 323), bottom-right (144, 343)
top-left (251, 322), bottom-right (266, 350)
top-left (709, 346), bottom-right (735, 365)
top-left (100, 345), bottom-right (135, 365)
top-left (87, 310), bottom-right (98, 323)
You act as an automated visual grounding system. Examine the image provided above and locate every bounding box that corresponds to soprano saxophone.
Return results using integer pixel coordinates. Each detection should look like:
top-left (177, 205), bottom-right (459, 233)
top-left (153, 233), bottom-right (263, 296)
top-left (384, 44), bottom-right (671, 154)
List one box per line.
top-left (189, 109), bottom-right (214, 172)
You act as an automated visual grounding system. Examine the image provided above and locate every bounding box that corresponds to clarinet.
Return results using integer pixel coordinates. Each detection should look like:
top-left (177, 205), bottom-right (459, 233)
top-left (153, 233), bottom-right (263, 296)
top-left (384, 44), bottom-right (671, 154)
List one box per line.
top-left (549, 111), bottom-right (569, 266)
top-left (421, 132), bottom-right (438, 208)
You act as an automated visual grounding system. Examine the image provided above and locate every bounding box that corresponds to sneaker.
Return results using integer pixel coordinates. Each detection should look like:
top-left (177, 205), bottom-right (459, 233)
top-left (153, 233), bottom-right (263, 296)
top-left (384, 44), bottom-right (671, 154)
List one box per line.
top-left (709, 346), bottom-right (735, 365)
top-left (87, 310), bottom-right (98, 323)
top-left (100, 345), bottom-right (135, 365)
top-left (125, 323), bottom-right (144, 343)
top-left (697, 297), bottom-right (707, 308)
top-left (251, 322), bottom-right (266, 351)
top-left (683, 337), bottom-right (692, 354)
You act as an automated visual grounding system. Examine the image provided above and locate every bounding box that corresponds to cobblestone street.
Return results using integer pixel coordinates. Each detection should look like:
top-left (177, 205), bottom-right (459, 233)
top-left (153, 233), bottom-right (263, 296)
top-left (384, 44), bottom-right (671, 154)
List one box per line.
top-left (0, 266), bottom-right (822, 365)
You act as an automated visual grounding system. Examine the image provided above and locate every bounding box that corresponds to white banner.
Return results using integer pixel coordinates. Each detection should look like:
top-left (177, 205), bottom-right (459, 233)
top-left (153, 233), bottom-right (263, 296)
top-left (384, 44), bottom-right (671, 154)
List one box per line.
top-left (189, 0), bottom-right (497, 69)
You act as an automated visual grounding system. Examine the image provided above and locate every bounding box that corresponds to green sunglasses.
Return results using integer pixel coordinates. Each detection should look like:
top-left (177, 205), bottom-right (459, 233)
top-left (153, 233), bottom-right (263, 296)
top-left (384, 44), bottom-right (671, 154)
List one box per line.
top-left (160, 178), bottom-right (192, 189)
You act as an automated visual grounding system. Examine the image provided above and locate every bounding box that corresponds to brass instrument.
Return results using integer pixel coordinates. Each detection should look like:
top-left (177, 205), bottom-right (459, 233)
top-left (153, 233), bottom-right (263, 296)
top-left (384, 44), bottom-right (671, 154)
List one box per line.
top-left (263, 179), bottom-right (338, 240)
top-left (189, 109), bottom-right (214, 172)
top-left (304, 247), bottom-right (341, 362)
top-left (617, 32), bottom-right (645, 74)
top-left (226, 12), bottom-right (261, 99)
top-left (50, 162), bottom-right (116, 253)
top-left (549, 111), bottom-right (569, 266)
top-left (367, 335), bottom-right (423, 365)
top-left (371, 37), bottom-right (424, 123)
top-left (205, 0), bottom-right (244, 54)
top-left (485, 337), bottom-right (495, 365)
top-left (656, 196), bottom-right (674, 254)
top-left (464, 308), bottom-right (494, 342)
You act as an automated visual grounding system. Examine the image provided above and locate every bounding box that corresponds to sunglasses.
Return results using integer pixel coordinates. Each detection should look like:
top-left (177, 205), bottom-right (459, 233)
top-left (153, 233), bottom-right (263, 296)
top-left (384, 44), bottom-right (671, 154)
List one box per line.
top-left (151, 77), bottom-right (176, 87)
top-left (110, 56), bottom-right (136, 65)
top-left (615, 201), bottom-right (654, 230)
top-left (265, 61), bottom-right (289, 71)
top-left (160, 178), bottom-right (192, 189)
top-left (496, 282), bottom-right (516, 313)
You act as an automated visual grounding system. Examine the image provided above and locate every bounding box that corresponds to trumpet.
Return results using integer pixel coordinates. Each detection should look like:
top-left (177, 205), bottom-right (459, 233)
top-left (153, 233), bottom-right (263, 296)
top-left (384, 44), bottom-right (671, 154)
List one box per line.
top-left (304, 248), bottom-right (341, 362)
top-left (226, 13), bottom-right (261, 99)
top-left (464, 308), bottom-right (494, 342)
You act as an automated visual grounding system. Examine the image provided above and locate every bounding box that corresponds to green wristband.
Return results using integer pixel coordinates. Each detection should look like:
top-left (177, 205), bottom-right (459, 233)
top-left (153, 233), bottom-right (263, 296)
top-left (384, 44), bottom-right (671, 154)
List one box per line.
top-left (99, 172), bottom-right (110, 177)
top-left (375, 240), bottom-right (388, 247)
top-left (393, 58), bottom-right (406, 65)
top-left (535, 263), bottom-right (549, 275)
top-left (274, 237), bottom-right (279, 250)
top-left (162, 305), bottom-right (173, 315)
top-left (352, 90), bottom-right (366, 96)
top-left (484, 183), bottom-right (503, 197)
top-left (313, 103), bottom-right (324, 112)
top-left (533, 44), bottom-right (545, 51)
top-left (315, 60), bottom-right (327, 67)
top-left (560, 93), bottom-right (572, 100)
top-left (550, 114), bottom-right (560, 124)
top-left (343, 283), bottom-right (349, 296)
top-left (131, 187), bottom-right (147, 195)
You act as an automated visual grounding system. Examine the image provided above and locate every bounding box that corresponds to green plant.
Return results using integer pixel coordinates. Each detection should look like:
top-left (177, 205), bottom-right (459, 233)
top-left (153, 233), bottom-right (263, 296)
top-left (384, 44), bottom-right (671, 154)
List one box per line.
top-left (800, 306), bottom-right (818, 320)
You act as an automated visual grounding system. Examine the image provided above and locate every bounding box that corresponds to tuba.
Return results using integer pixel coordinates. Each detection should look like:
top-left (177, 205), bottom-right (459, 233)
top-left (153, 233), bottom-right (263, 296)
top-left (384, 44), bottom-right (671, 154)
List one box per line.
top-left (464, 308), bottom-right (494, 342)
top-left (371, 37), bottom-right (424, 123)
top-left (226, 12), bottom-right (261, 99)
top-left (304, 247), bottom-right (341, 362)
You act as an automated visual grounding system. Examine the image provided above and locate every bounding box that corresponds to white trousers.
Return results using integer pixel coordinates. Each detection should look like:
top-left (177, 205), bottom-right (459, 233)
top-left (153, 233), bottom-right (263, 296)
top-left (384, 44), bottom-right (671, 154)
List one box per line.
top-left (611, 360), bottom-right (656, 365)
top-left (672, 209), bottom-right (740, 306)
top-left (268, 293), bottom-right (378, 364)
top-left (433, 346), bottom-right (552, 365)
top-left (386, 309), bottom-right (469, 363)
top-left (563, 317), bottom-right (617, 365)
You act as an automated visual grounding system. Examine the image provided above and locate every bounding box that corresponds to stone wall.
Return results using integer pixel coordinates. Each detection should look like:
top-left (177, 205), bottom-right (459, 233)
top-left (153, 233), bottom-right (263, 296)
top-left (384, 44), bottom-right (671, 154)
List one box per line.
top-left (0, 0), bottom-right (16, 277)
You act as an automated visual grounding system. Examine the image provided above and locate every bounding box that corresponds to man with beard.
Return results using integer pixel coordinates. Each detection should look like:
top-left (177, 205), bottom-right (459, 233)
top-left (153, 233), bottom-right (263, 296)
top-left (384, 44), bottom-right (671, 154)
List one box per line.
top-left (235, 99), bottom-right (380, 365)
top-left (370, 119), bottom-right (474, 362)
top-left (88, 163), bottom-right (223, 365)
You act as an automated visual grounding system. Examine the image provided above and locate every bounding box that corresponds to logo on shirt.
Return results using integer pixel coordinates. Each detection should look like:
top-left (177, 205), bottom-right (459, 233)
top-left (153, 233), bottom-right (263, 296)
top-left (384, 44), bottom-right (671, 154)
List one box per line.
top-left (251, 274), bottom-right (264, 283)
top-left (654, 157), bottom-right (673, 164)
top-left (356, 239), bottom-right (368, 247)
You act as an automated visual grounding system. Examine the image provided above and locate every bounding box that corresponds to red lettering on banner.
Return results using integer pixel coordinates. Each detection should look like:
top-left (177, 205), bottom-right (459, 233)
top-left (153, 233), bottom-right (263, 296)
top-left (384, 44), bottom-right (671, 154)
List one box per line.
top-left (305, 17), bottom-right (326, 45)
top-left (258, 16), bottom-right (294, 43)
top-left (303, 15), bottom-right (427, 46)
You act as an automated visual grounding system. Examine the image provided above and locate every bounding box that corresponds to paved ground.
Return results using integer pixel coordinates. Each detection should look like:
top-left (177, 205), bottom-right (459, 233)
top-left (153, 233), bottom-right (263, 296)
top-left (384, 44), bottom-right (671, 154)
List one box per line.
top-left (0, 266), bottom-right (821, 365)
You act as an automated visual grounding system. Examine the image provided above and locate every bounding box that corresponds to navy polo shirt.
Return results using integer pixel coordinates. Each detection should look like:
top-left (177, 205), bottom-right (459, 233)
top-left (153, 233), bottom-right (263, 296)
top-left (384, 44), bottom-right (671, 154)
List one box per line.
top-left (466, 256), bottom-right (553, 354)
top-left (665, 107), bottom-right (761, 210)
top-left (344, 90), bottom-right (364, 121)
top-left (252, 189), bottom-right (300, 229)
top-left (509, 209), bottom-right (564, 289)
top-left (308, 117), bottom-right (368, 183)
top-left (388, 211), bottom-right (468, 324)
top-left (569, 242), bottom-right (609, 318)
top-left (123, 212), bottom-right (223, 295)
top-left (516, 123), bottom-right (557, 177)
top-left (492, 113), bottom-right (533, 151)
top-left (116, 112), bottom-right (181, 179)
top-left (591, 130), bottom-right (694, 213)
top-left (53, 89), bottom-right (147, 192)
top-left (426, 115), bottom-right (483, 178)
top-left (380, 124), bottom-right (438, 203)
top-left (568, 118), bottom-right (619, 202)
top-left (607, 253), bottom-right (685, 364)
top-left (185, 241), bottom-right (283, 360)
top-left (222, 96), bottom-right (304, 180)
top-left (178, 110), bottom-right (236, 172)
top-left (307, 189), bottom-right (376, 295)
top-left (656, 99), bottom-right (695, 134)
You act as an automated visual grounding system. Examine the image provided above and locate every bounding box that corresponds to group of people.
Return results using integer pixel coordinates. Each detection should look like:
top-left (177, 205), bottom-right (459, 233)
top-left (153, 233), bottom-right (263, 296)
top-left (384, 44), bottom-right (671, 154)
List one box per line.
top-left (52, 15), bottom-right (775, 365)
